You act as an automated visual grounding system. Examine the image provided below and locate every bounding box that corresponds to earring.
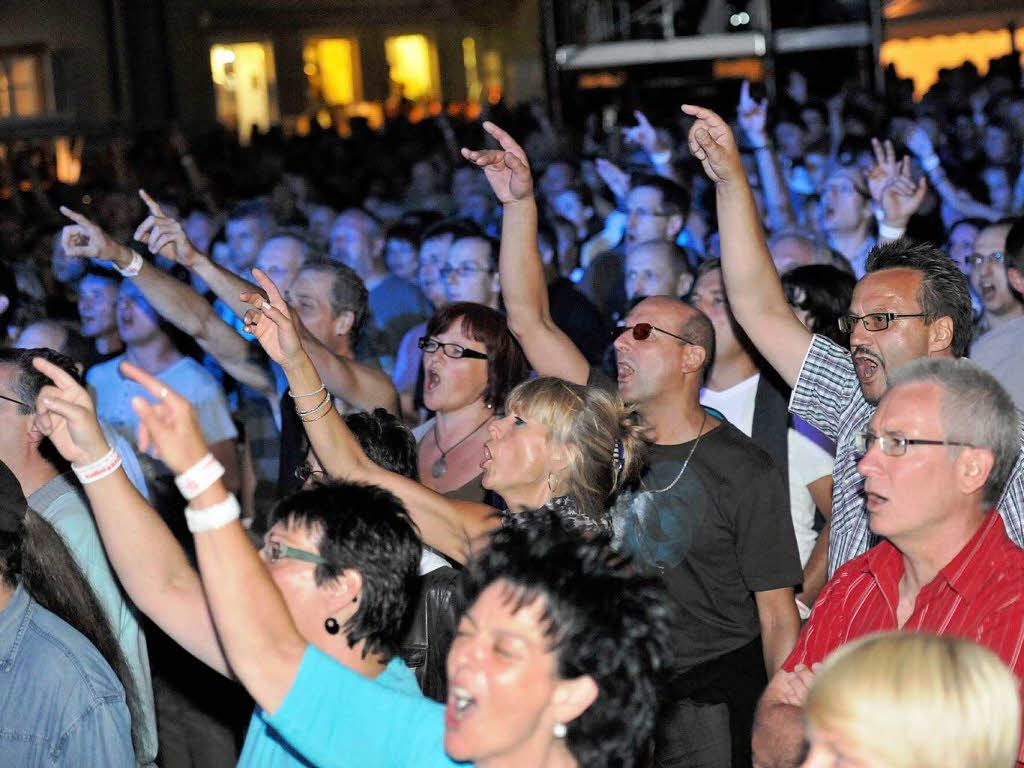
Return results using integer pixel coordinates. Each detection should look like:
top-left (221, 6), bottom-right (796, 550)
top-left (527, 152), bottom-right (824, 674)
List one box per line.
top-left (324, 617), bottom-right (340, 635)
top-left (553, 722), bottom-right (567, 739)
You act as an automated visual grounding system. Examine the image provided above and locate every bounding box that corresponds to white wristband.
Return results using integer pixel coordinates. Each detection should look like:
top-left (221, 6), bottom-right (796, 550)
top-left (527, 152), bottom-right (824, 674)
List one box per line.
top-left (878, 222), bottom-right (906, 240)
top-left (115, 251), bottom-right (144, 277)
top-left (72, 446), bottom-right (122, 484)
top-left (185, 493), bottom-right (241, 533)
top-left (174, 453), bottom-right (225, 500)
top-left (921, 154), bottom-right (941, 173)
top-left (649, 149), bottom-right (672, 166)
top-left (796, 598), bottom-right (812, 620)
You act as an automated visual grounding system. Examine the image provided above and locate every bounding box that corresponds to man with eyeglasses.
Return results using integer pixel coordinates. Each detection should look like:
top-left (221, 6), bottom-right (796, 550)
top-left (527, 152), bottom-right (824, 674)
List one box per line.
top-left (971, 218), bottom-right (1024, 410)
top-left (467, 121), bottom-right (802, 768)
top-left (440, 234), bottom-right (500, 310)
top-left (683, 103), bottom-right (1024, 583)
top-left (752, 358), bottom-right (1024, 768)
top-left (968, 220), bottom-right (1021, 340)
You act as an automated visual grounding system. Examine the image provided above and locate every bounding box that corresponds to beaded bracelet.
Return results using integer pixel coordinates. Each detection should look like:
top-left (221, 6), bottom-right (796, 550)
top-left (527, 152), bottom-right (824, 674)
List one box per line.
top-left (72, 446), bottom-right (122, 484)
top-left (174, 453), bottom-right (226, 500)
top-left (288, 382), bottom-right (326, 399)
top-left (115, 251), bottom-right (144, 277)
top-left (185, 493), bottom-right (241, 533)
top-left (300, 403), bottom-right (334, 423)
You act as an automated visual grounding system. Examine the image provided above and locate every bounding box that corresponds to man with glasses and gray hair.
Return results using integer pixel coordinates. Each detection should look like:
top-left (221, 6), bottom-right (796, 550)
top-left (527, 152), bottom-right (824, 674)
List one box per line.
top-left (752, 357), bottom-right (1024, 768)
top-left (683, 103), bottom-right (1024, 584)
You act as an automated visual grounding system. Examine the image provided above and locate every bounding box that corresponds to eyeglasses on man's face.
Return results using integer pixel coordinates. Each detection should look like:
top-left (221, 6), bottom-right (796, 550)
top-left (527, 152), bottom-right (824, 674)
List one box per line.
top-left (439, 263), bottom-right (490, 280)
top-left (853, 431), bottom-right (975, 457)
top-left (969, 252), bottom-right (1004, 269)
top-left (837, 312), bottom-right (929, 333)
top-left (0, 392), bottom-right (31, 410)
top-left (614, 322), bottom-right (694, 345)
top-left (418, 337), bottom-right (488, 360)
top-left (262, 538), bottom-right (328, 565)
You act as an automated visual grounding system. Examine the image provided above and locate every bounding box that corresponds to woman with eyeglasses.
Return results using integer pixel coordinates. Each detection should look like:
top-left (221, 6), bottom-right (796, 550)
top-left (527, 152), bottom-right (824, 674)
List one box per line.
top-left (240, 271), bottom-right (647, 564)
top-left (414, 301), bottom-right (529, 505)
top-left (31, 356), bottom-right (427, 768)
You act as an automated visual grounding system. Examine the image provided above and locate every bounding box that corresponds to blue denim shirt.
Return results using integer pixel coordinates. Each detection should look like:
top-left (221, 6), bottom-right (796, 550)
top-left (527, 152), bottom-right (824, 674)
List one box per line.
top-left (0, 584), bottom-right (135, 766)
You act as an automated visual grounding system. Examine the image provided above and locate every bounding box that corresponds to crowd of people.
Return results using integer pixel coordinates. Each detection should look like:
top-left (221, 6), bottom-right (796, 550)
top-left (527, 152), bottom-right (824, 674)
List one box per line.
top-left (1, 54), bottom-right (1024, 768)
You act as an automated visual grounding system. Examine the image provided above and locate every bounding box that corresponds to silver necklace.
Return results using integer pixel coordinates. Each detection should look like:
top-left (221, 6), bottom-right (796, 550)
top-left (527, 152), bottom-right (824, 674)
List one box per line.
top-left (431, 415), bottom-right (493, 479)
top-left (643, 409), bottom-right (708, 494)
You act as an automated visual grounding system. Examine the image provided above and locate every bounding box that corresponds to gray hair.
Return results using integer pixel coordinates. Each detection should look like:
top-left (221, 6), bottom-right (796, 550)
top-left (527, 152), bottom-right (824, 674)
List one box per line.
top-left (768, 228), bottom-right (834, 266)
top-left (889, 358), bottom-right (1020, 506)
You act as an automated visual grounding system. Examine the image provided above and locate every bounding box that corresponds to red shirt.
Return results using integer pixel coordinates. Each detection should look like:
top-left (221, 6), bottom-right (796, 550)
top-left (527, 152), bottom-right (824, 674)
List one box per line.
top-left (785, 511), bottom-right (1024, 764)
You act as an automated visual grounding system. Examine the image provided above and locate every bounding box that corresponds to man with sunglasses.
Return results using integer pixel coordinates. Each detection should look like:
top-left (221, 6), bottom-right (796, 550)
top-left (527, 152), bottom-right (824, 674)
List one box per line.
top-left (753, 358), bottom-right (1024, 768)
top-left (970, 219), bottom-right (1024, 409)
top-left (466, 121), bottom-right (802, 768)
top-left (683, 103), bottom-right (1024, 584)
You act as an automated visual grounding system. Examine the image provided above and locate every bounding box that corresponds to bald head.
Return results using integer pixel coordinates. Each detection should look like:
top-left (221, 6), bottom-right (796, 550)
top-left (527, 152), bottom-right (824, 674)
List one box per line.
top-left (15, 320), bottom-right (69, 352)
top-left (624, 240), bottom-right (693, 301)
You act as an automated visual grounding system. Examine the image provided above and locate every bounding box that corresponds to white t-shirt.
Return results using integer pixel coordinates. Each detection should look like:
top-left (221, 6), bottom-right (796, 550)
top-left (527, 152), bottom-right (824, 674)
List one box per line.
top-left (87, 354), bottom-right (238, 450)
top-left (702, 374), bottom-right (834, 566)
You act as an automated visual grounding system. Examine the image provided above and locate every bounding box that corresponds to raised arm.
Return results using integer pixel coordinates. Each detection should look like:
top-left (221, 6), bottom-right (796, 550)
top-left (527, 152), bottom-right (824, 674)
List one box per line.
top-left (297, 324), bottom-right (400, 414)
top-left (865, 139), bottom-right (927, 243)
top-left (683, 104), bottom-right (812, 388)
top-left (61, 200), bottom-right (277, 403)
top-left (462, 121), bottom-right (589, 385)
top-left (31, 357), bottom-right (230, 676)
top-left (241, 272), bottom-right (496, 563)
top-left (123, 365), bottom-right (303, 714)
top-left (623, 110), bottom-right (683, 185)
top-left (737, 81), bottom-right (797, 231)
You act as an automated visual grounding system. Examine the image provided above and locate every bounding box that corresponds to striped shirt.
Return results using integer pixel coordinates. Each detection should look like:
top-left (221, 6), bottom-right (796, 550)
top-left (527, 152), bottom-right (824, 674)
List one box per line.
top-left (784, 511), bottom-right (1024, 764)
top-left (789, 333), bottom-right (1024, 575)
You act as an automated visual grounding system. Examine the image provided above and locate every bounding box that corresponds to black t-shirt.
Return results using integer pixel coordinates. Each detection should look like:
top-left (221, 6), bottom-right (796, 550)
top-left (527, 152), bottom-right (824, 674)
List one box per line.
top-left (612, 419), bottom-right (802, 673)
top-left (547, 277), bottom-right (609, 365)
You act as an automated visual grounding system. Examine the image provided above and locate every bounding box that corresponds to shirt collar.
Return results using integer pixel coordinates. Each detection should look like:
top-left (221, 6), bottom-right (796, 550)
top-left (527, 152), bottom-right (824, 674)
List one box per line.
top-left (0, 583), bottom-right (34, 673)
top-left (863, 510), bottom-right (1002, 605)
top-left (26, 472), bottom-right (79, 514)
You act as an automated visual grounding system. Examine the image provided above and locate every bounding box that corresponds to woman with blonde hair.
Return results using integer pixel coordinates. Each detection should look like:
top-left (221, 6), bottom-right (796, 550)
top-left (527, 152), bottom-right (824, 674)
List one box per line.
top-left (804, 632), bottom-right (1021, 768)
top-left (240, 269), bottom-right (647, 564)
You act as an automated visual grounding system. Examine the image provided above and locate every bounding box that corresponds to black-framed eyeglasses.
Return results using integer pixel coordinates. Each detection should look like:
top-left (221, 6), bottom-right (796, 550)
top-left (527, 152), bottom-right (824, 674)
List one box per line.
top-left (263, 538), bottom-right (328, 565)
top-left (439, 264), bottom-right (491, 280)
top-left (853, 431), bottom-right (975, 457)
top-left (837, 312), bottom-right (930, 333)
top-left (294, 464), bottom-right (328, 484)
top-left (418, 337), bottom-right (488, 360)
top-left (969, 252), bottom-right (1004, 269)
top-left (0, 393), bottom-right (30, 409)
top-left (614, 323), bottom-right (694, 344)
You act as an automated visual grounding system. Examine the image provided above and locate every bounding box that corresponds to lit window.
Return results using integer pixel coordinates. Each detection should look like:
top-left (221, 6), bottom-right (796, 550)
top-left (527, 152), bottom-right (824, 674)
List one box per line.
top-left (303, 38), bottom-right (361, 106)
top-left (209, 42), bottom-right (279, 145)
top-left (384, 35), bottom-right (439, 102)
top-left (0, 49), bottom-right (48, 119)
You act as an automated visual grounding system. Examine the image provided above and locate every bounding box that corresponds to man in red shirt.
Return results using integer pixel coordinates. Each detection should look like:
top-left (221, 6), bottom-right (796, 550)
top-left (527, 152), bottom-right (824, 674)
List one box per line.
top-left (752, 357), bottom-right (1024, 768)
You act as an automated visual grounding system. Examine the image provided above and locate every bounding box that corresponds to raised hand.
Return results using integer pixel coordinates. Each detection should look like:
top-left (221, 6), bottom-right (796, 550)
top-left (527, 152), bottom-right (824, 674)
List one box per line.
top-left (682, 104), bottom-right (744, 186)
top-left (32, 357), bottom-right (109, 466)
top-left (866, 137), bottom-right (901, 205)
top-left (903, 123), bottom-right (935, 160)
top-left (737, 80), bottom-right (769, 145)
top-left (133, 190), bottom-right (203, 267)
top-left (460, 121), bottom-right (533, 204)
top-left (622, 110), bottom-right (669, 156)
top-left (240, 268), bottom-right (305, 369)
top-left (594, 157), bottom-right (630, 202)
top-left (120, 361), bottom-right (210, 474)
top-left (880, 158), bottom-right (927, 227)
top-left (60, 205), bottom-right (118, 261)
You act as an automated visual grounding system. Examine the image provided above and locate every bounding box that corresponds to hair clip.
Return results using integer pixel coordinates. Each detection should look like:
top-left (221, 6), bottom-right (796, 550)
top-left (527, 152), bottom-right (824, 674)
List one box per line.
top-left (612, 438), bottom-right (625, 472)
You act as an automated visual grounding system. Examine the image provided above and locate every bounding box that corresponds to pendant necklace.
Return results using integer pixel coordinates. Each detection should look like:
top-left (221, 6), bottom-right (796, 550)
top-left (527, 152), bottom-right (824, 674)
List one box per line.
top-left (431, 414), bottom-right (493, 479)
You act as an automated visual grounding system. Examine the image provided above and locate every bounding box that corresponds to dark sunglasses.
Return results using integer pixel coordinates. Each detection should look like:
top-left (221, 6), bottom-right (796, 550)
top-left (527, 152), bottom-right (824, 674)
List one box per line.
top-left (614, 323), bottom-right (694, 345)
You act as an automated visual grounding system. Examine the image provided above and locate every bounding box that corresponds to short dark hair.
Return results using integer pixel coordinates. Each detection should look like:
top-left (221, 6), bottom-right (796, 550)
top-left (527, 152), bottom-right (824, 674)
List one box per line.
top-left (425, 302), bottom-right (529, 408)
top-left (782, 264), bottom-right (857, 347)
top-left (461, 516), bottom-right (672, 768)
top-left (1004, 217), bottom-right (1024, 275)
top-left (629, 173), bottom-right (691, 217)
top-left (264, 227), bottom-right (321, 261)
top-left (228, 199), bottom-right (271, 225)
top-left (269, 481), bottom-right (422, 660)
top-left (299, 258), bottom-right (369, 342)
top-left (81, 264), bottom-right (122, 286)
top-left (421, 218), bottom-right (484, 245)
top-left (344, 408), bottom-right (419, 481)
top-left (0, 347), bottom-right (81, 415)
top-left (451, 234), bottom-right (500, 272)
top-left (865, 238), bottom-right (974, 358)
top-left (385, 222), bottom-right (422, 250)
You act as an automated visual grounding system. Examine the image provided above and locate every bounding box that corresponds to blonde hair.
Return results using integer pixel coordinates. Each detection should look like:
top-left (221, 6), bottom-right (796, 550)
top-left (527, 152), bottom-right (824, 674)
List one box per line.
top-left (806, 632), bottom-right (1021, 768)
top-left (505, 377), bottom-right (647, 521)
